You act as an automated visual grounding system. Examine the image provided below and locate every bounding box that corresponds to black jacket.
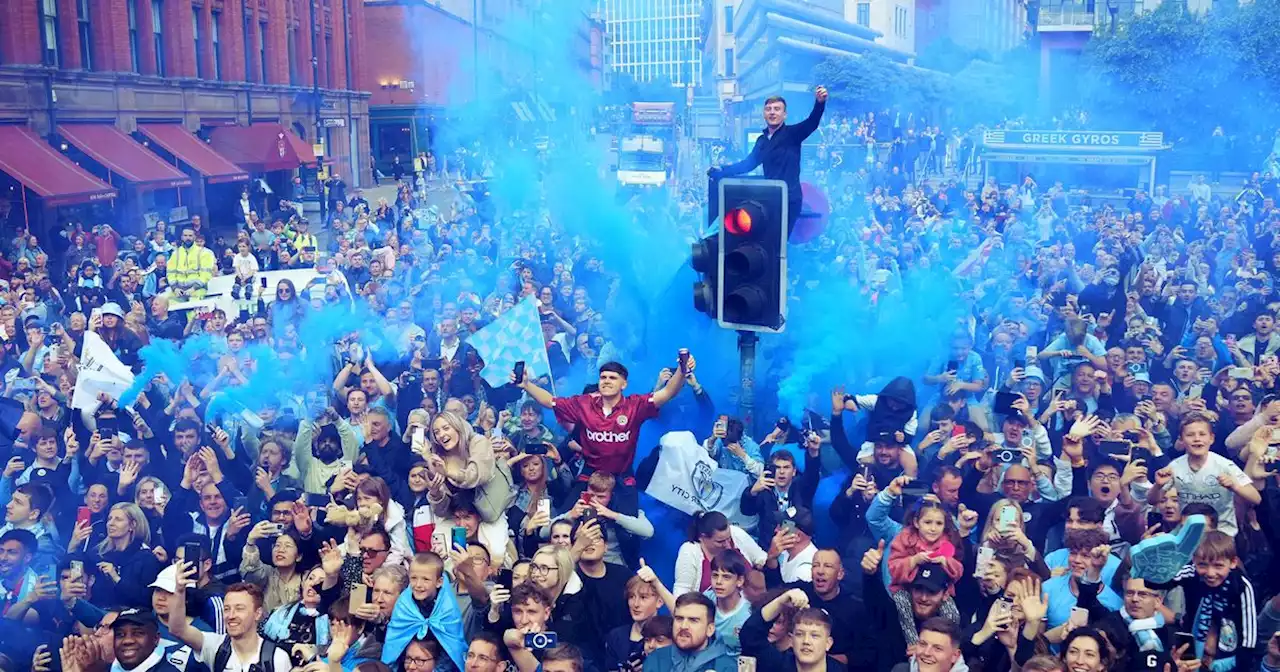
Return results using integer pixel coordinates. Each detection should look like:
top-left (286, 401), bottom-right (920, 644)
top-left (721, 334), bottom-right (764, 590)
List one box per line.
top-left (740, 449), bottom-right (821, 546)
top-left (740, 609), bottom-right (849, 672)
top-left (720, 99), bottom-right (826, 202)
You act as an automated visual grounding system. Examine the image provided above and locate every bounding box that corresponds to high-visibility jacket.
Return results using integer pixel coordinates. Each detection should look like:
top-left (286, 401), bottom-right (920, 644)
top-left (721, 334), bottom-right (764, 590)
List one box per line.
top-left (169, 244), bottom-right (216, 291)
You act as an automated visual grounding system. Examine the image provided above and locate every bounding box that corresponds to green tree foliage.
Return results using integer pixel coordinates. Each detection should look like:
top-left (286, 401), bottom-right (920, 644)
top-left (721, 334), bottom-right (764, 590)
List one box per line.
top-left (1082, 0), bottom-right (1280, 140)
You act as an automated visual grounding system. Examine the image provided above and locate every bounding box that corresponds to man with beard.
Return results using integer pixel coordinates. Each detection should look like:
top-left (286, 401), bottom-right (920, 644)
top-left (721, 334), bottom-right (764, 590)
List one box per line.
top-left (290, 408), bottom-right (358, 496)
top-left (740, 589), bottom-right (840, 672)
top-left (168, 228), bottom-right (216, 301)
top-left (110, 608), bottom-right (207, 671)
top-left (642, 593), bottom-right (736, 672)
top-left (889, 618), bottom-right (962, 672)
top-left (861, 542), bottom-right (958, 668)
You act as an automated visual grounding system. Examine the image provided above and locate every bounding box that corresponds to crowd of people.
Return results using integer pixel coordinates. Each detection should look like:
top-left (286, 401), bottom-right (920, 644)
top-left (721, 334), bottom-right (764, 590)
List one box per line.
top-left (4, 88), bottom-right (1280, 672)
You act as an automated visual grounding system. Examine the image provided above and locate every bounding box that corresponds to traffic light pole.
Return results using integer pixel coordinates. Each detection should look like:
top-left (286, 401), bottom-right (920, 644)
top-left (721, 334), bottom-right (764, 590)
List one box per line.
top-left (737, 330), bottom-right (758, 437)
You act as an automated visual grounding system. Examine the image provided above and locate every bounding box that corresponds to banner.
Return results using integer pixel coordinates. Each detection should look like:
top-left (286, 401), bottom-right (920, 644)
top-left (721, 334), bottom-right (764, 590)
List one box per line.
top-left (71, 332), bottom-right (136, 412)
top-left (645, 431), bottom-right (753, 530)
top-left (469, 297), bottom-right (553, 388)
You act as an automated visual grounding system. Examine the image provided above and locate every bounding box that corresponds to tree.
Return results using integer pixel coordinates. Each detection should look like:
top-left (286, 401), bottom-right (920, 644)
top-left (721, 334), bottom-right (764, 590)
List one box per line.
top-left (1081, 0), bottom-right (1280, 141)
top-left (812, 54), bottom-right (949, 113)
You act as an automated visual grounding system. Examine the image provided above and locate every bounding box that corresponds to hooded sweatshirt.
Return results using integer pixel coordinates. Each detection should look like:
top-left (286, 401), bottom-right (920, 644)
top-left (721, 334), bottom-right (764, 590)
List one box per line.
top-left (641, 639), bottom-right (738, 672)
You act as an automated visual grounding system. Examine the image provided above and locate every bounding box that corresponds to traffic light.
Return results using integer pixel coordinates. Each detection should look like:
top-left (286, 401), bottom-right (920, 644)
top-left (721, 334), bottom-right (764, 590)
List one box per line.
top-left (691, 233), bottom-right (719, 318)
top-left (717, 178), bottom-right (788, 332)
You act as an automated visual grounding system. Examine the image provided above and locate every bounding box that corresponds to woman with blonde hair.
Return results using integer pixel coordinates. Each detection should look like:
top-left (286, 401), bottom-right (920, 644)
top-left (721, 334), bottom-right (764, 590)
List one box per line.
top-left (133, 475), bottom-right (170, 551)
top-left (979, 498), bottom-right (1048, 578)
top-left (91, 502), bottom-right (163, 609)
top-left (420, 410), bottom-right (512, 523)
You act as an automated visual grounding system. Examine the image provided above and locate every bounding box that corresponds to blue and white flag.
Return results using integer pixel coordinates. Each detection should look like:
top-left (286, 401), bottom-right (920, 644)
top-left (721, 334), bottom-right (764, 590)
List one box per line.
top-left (469, 296), bottom-right (553, 388)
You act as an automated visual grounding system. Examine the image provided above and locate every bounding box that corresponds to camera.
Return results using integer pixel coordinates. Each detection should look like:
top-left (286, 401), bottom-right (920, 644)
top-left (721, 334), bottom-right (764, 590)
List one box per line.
top-left (993, 448), bottom-right (1019, 464)
top-left (525, 631), bottom-right (559, 650)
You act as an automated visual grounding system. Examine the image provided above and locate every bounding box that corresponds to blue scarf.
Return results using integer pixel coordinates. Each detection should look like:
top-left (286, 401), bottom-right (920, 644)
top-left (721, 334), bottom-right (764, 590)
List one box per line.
top-left (1123, 610), bottom-right (1165, 652)
top-left (381, 577), bottom-right (466, 667)
top-left (263, 601), bottom-right (330, 646)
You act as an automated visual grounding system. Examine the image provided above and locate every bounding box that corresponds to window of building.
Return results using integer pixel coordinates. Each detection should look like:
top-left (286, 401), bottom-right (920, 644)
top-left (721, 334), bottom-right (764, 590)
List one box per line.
top-left (128, 0), bottom-right (140, 72)
top-left (724, 47), bottom-right (733, 77)
top-left (151, 0), bottom-right (165, 75)
top-left (723, 4), bottom-right (733, 33)
top-left (856, 2), bottom-right (871, 27)
top-left (287, 26), bottom-right (298, 85)
top-left (258, 20), bottom-right (267, 83)
top-left (242, 14), bottom-right (253, 82)
top-left (39, 0), bottom-right (60, 67)
top-left (77, 0), bottom-right (92, 69)
top-left (211, 11), bottom-right (221, 80)
top-left (894, 6), bottom-right (908, 37)
top-left (193, 8), bottom-right (203, 78)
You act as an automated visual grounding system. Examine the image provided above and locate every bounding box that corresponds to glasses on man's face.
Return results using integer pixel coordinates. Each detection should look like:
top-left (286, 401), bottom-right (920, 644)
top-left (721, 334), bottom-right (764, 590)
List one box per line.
top-left (405, 655), bottom-right (436, 668)
top-left (360, 546), bottom-right (389, 557)
top-left (467, 652), bottom-right (498, 665)
top-left (529, 563), bottom-right (556, 576)
top-left (1124, 589), bottom-right (1159, 600)
top-left (1093, 473), bottom-right (1121, 483)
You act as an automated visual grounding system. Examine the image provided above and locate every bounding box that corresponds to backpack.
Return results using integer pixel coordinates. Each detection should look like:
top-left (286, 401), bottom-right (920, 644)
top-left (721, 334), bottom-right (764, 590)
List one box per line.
top-left (212, 636), bottom-right (278, 672)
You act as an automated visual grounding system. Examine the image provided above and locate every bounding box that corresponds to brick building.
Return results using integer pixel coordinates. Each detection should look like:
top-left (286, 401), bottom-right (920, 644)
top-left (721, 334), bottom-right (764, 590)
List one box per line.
top-left (362, 0), bottom-right (605, 173)
top-left (0, 0), bottom-right (370, 234)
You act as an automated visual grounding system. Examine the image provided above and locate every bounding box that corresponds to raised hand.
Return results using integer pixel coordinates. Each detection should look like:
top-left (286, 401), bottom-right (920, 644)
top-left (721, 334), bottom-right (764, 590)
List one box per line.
top-left (862, 539), bottom-right (886, 574)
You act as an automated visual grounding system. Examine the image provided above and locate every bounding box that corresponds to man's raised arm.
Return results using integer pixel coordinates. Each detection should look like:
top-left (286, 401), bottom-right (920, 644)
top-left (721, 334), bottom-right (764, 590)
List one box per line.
top-left (517, 375), bottom-right (556, 409)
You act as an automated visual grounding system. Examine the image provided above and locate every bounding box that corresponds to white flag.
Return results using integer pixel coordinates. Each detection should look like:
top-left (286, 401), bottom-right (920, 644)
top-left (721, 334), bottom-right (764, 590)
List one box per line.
top-left (645, 431), bottom-right (754, 530)
top-left (71, 332), bottom-right (136, 412)
top-left (469, 297), bottom-right (553, 388)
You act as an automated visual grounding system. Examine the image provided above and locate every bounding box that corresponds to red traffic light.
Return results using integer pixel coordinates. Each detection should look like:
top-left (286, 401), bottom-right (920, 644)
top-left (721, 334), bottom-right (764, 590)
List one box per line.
top-left (724, 208), bottom-right (752, 235)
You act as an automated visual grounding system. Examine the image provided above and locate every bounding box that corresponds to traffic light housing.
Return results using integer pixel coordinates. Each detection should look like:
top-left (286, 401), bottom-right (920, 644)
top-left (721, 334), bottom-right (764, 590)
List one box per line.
top-left (717, 178), bottom-right (788, 332)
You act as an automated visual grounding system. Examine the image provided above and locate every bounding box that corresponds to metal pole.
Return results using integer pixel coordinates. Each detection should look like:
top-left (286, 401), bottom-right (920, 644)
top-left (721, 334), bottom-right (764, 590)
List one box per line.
top-left (472, 0), bottom-right (479, 103)
top-left (309, 0), bottom-right (322, 170)
top-left (737, 330), bottom-right (758, 437)
top-left (341, 0), bottom-right (355, 186)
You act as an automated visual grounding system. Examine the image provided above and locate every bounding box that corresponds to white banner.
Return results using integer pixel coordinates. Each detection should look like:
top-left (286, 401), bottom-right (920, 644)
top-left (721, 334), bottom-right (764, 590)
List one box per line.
top-left (645, 431), bottom-right (754, 529)
top-left (71, 332), bottom-right (136, 412)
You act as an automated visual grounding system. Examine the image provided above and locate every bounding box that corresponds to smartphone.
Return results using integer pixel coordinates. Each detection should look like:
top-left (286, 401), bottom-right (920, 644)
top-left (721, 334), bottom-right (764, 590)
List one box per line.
top-left (1229, 366), bottom-right (1254, 380)
top-left (76, 506), bottom-right (92, 527)
top-left (998, 505), bottom-right (1018, 531)
top-left (1131, 445), bottom-right (1154, 467)
top-left (738, 657), bottom-right (758, 672)
top-left (1174, 633), bottom-right (1198, 660)
top-left (1013, 359), bottom-right (1025, 370)
top-left (1025, 346), bottom-right (1038, 360)
top-left (305, 493), bottom-right (331, 507)
top-left (993, 391), bottom-right (1020, 416)
top-left (536, 498), bottom-right (551, 519)
top-left (714, 417), bottom-right (728, 436)
top-left (97, 416), bottom-right (118, 438)
top-left (950, 424), bottom-right (967, 438)
top-left (260, 276), bottom-right (268, 289)
top-left (780, 519), bottom-right (797, 535)
top-left (513, 360), bottom-right (526, 385)
top-left (450, 526), bottom-right (467, 551)
top-left (776, 417), bottom-right (791, 431)
top-left (495, 569), bottom-right (514, 591)
top-left (992, 597), bottom-right (1014, 628)
top-left (412, 426), bottom-right (425, 445)
top-left (946, 360), bottom-right (960, 373)
top-left (526, 443), bottom-right (549, 456)
top-left (68, 560), bottom-right (84, 580)
top-left (859, 464), bottom-right (871, 482)
top-left (1099, 440), bottom-right (1130, 458)
top-left (975, 546), bottom-right (995, 577)
top-left (232, 496), bottom-right (249, 512)
top-left (348, 584), bottom-right (372, 613)
top-left (1147, 510), bottom-right (1164, 529)
top-left (181, 540), bottom-right (203, 564)
top-left (678, 348), bottom-right (690, 373)
top-left (1068, 607), bottom-right (1088, 628)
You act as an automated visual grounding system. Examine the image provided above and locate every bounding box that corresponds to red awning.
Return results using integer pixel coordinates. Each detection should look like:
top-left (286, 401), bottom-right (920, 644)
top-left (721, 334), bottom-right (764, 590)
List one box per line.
top-left (0, 126), bottom-right (117, 206)
top-left (209, 123), bottom-right (317, 172)
top-left (58, 124), bottom-right (192, 191)
top-left (137, 124), bottom-right (249, 184)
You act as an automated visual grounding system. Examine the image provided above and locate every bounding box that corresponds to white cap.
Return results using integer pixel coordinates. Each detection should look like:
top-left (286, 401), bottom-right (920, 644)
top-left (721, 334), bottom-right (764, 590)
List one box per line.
top-left (149, 564), bottom-right (177, 593)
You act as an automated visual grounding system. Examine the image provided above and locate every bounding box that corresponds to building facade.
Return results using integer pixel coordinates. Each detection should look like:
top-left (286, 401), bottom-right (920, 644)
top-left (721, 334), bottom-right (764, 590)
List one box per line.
top-left (602, 0), bottom-right (703, 87)
top-left (0, 0), bottom-right (370, 232)
top-left (362, 0), bottom-right (606, 172)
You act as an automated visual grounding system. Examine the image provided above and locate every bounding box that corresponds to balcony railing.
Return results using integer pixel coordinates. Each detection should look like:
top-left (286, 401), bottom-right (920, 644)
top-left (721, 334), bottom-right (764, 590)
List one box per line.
top-left (1037, 3), bottom-right (1097, 30)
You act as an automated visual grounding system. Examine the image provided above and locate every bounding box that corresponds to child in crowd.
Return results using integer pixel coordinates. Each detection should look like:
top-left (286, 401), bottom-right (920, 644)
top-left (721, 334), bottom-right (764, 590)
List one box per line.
top-left (887, 497), bottom-right (964, 593)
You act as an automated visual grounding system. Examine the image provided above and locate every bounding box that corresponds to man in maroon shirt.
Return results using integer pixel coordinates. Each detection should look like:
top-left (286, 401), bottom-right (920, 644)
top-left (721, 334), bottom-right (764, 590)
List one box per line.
top-left (516, 356), bottom-right (694, 506)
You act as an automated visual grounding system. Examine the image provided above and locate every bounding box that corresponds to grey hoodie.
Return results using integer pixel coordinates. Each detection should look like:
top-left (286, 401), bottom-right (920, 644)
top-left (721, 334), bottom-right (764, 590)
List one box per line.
top-left (642, 640), bottom-right (739, 672)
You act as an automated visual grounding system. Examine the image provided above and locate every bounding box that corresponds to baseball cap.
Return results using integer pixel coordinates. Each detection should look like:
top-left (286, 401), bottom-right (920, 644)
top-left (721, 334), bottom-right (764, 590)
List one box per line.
top-left (910, 562), bottom-right (951, 594)
top-left (149, 564), bottom-right (177, 593)
top-left (1022, 366), bottom-right (1046, 385)
top-left (872, 428), bottom-right (909, 446)
top-left (112, 608), bottom-right (160, 630)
